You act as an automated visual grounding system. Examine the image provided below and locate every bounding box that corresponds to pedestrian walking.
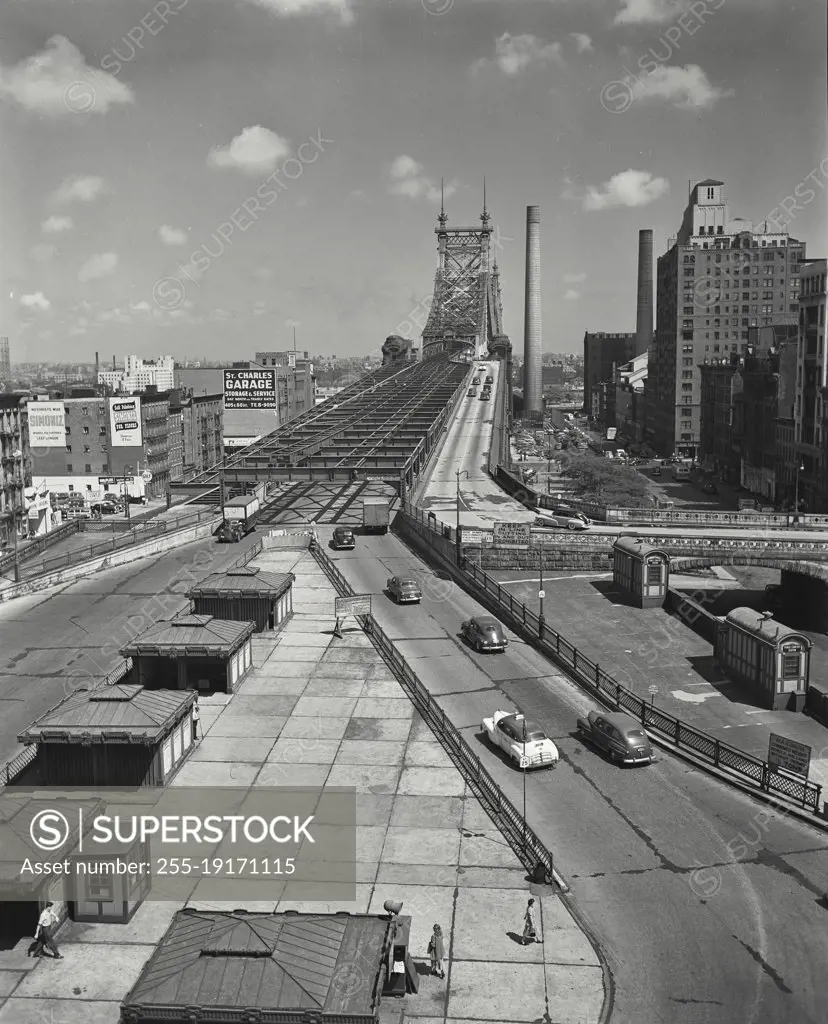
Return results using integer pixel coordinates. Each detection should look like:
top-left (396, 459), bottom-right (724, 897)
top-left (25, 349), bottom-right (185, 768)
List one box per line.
top-left (31, 902), bottom-right (62, 959)
top-left (428, 923), bottom-right (445, 978)
top-left (192, 696), bottom-right (200, 742)
top-left (522, 898), bottom-right (541, 945)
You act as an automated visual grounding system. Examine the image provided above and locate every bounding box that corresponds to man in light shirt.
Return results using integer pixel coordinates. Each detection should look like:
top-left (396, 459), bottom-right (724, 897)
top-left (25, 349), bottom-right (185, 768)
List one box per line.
top-left (33, 902), bottom-right (63, 959)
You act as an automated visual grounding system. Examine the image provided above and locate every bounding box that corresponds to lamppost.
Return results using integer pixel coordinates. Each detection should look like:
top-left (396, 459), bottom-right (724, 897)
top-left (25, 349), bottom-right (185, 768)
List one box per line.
top-left (10, 447), bottom-right (23, 583)
top-left (122, 465), bottom-right (133, 521)
top-left (538, 552), bottom-right (545, 628)
top-left (522, 716), bottom-right (528, 858)
top-left (455, 469), bottom-right (469, 562)
top-left (792, 459), bottom-right (805, 526)
top-left (545, 430), bottom-right (554, 494)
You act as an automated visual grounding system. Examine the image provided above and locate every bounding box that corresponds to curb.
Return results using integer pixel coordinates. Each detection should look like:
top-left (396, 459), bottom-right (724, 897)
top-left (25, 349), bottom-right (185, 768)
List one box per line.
top-left (394, 519), bottom-right (828, 836)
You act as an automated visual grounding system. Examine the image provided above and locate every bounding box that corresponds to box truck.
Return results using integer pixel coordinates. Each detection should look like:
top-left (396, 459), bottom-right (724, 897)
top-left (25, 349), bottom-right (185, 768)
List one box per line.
top-left (218, 494), bottom-right (260, 543)
top-left (363, 498), bottom-right (390, 535)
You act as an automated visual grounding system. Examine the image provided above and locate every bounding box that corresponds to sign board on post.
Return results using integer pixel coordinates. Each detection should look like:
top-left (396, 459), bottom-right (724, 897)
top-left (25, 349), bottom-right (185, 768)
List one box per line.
top-left (109, 397), bottom-right (143, 447)
top-left (335, 596), bottom-right (372, 618)
top-left (768, 733), bottom-right (811, 778)
top-left (493, 521), bottom-right (531, 546)
top-left (141, 471), bottom-right (153, 483)
top-left (223, 369), bottom-right (277, 410)
top-left (460, 528), bottom-right (486, 545)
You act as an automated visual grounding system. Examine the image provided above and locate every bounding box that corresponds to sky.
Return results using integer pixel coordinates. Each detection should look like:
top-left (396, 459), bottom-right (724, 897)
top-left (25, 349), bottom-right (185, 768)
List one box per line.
top-left (1, 0), bottom-right (826, 365)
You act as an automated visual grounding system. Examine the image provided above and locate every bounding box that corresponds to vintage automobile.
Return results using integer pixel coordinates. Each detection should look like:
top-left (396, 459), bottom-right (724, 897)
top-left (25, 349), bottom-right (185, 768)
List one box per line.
top-left (700, 481), bottom-right (718, 495)
top-left (576, 710), bottom-right (654, 765)
top-left (386, 576), bottom-right (422, 603)
top-left (467, 388), bottom-right (476, 397)
top-left (481, 710), bottom-right (559, 769)
top-left (485, 375), bottom-right (494, 384)
top-left (331, 527), bottom-right (356, 550)
top-left (534, 510), bottom-right (591, 531)
top-left (460, 616), bottom-right (508, 652)
top-left (479, 392), bottom-right (490, 401)
top-left (472, 377), bottom-right (481, 385)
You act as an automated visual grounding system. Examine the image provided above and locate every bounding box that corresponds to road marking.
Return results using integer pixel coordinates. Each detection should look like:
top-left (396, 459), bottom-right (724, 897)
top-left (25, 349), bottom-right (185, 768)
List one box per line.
top-left (495, 573), bottom-right (612, 584)
top-left (744, 709), bottom-right (774, 714)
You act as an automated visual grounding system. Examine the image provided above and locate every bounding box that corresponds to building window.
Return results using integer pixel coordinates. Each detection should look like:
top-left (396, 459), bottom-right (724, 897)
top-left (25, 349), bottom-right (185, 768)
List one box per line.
top-left (682, 330), bottom-right (693, 341)
top-left (682, 320), bottom-right (693, 329)
top-left (81, 405), bottom-right (88, 415)
top-left (99, 426), bottom-right (106, 435)
top-left (714, 332), bottom-right (720, 340)
top-left (65, 426), bottom-right (71, 435)
top-left (83, 445), bottom-right (90, 454)
top-left (83, 426), bottom-right (89, 435)
top-left (85, 463), bottom-right (92, 472)
top-left (67, 463), bottom-right (73, 472)
top-left (682, 383), bottom-right (693, 391)
top-left (682, 345), bottom-right (693, 353)
top-left (682, 370), bottom-right (693, 379)
top-left (65, 444), bottom-right (72, 453)
top-left (681, 420), bottom-right (692, 429)
top-left (681, 432), bottom-right (693, 441)
top-left (683, 306), bottom-right (694, 315)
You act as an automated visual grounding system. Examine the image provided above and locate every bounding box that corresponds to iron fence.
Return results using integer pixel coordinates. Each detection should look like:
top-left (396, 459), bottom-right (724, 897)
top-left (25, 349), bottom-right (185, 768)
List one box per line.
top-left (2, 509), bottom-right (218, 584)
top-left (0, 519), bottom-right (80, 575)
top-left (310, 541), bottom-right (556, 884)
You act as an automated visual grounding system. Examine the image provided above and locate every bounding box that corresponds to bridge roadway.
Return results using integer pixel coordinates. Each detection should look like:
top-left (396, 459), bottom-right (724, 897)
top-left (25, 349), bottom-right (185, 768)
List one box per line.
top-left (324, 527), bottom-right (828, 1024)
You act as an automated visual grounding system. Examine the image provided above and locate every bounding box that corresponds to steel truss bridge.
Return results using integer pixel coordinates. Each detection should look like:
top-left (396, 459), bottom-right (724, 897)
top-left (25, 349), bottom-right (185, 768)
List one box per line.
top-left (170, 196), bottom-right (511, 523)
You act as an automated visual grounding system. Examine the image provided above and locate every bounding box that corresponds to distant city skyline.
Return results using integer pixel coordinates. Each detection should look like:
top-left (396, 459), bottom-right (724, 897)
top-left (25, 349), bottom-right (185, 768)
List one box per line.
top-left (2, 0), bottom-right (826, 363)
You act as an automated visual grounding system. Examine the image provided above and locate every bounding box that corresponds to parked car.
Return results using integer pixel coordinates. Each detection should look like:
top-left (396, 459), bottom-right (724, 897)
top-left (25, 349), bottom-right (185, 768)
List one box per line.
top-left (460, 616), bottom-right (508, 653)
top-left (91, 501), bottom-right (120, 515)
top-left (651, 466), bottom-right (662, 477)
top-left (386, 576), bottom-right (422, 603)
top-left (576, 710), bottom-right (654, 765)
top-left (481, 710), bottom-right (559, 769)
top-left (331, 526), bottom-right (356, 550)
top-left (700, 481), bottom-right (718, 495)
top-left (534, 510), bottom-right (591, 531)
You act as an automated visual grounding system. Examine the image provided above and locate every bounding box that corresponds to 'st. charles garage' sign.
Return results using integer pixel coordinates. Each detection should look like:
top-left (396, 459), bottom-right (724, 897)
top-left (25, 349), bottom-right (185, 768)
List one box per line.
top-left (223, 369), bottom-right (277, 410)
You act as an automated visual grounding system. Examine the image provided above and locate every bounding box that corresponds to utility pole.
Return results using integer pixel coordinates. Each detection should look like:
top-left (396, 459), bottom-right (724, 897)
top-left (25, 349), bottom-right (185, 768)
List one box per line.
top-left (455, 469), bottom-right (469, 562)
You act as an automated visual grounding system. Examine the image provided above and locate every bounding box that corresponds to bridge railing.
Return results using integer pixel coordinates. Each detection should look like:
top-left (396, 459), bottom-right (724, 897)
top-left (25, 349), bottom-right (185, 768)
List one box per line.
top-left (310, 539), bottom-right (556, 884)
top-left (395, 502), bottom-right (824, 817)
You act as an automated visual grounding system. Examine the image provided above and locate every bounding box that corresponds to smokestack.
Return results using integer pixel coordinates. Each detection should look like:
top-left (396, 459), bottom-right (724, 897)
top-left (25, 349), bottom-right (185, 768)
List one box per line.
top-left (112, 354), bottom-right (116, 370)
top-left (95, 351), bottom-right (99, 381)
top-left (635, 229), bottom-right (653, 352)
top-left (523, 205), bottom-right (542, 415)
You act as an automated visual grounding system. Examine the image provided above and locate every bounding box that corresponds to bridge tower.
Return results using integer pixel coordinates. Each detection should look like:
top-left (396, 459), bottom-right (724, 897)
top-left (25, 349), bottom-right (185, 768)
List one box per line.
top-left (421, 184), bottom-right (510, 362)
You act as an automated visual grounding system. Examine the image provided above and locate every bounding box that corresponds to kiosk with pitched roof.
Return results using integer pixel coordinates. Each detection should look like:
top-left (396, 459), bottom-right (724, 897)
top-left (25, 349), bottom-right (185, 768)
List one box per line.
top-left (187, 566), bottom-right (295, 633)
top-left (612, 536), bottom-right (669, 608)
top-left (120, 615), bottom-right (255, 694)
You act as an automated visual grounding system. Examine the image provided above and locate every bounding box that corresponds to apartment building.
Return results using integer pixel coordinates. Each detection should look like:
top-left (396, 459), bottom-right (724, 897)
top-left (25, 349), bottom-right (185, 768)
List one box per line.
top-left (99, 354), bottom-right (175, 393)
top-left (0, 394), bottom-right (31, 546)
top-left (795, 258), bottom-right (827, 510)
top-left (652, 180), bottom-right (804, 458)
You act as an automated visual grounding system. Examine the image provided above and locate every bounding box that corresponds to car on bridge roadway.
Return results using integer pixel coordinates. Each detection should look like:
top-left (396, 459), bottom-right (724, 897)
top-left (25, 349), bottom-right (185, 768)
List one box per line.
top-left (479, 392), bottom-right (490, 401)
top-left (481, 710), bottom-right (559, 769)
top-left (460, 616), bottom-right (508, 652)
top-left (386, 576), bottom-right (422, 603)
top-left (472, 377), bottom-right (481, 385)
top-left (534, 510), bottom-right (591, 531)
top-left (485, 375), bottom-right (494, 384)
top-left (576, 710), bottom-right (654, 765)
top-left (331, 527), bottom-right (356, 550)
top-left (467, 387), bottom-right (477, 397)
top-left (700, 480), bottom-right (719, 495)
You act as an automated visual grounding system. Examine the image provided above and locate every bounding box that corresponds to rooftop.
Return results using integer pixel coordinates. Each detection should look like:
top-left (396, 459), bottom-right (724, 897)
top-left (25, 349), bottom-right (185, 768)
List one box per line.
top-left (121, 910), bottom-right (390, 1023)
top-left (18, 684), bottom-right (193, 745)
top-left (119, 615), bottom-right (255, 658)
top-left (613, 536), bottom-right (668, 559)
top-left (187, 567), bottom-right (295, 599)
top-left (724, 607), bottom-right (812, 646)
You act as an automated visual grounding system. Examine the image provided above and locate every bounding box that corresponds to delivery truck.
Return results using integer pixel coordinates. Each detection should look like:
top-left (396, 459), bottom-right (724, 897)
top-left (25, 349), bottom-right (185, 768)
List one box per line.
top-left (363, 498), bottom-right (390, 535)
top-left (218, 494), bottom-right (260, 543)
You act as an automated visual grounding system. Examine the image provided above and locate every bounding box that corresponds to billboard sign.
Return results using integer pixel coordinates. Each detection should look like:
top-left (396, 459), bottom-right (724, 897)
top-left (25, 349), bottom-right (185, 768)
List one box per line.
top-left (493, 521), bottom-right (531, 546)
top-left (335, 595), bottom-right (372, 618)
top-left (768, 733), bottom-right (811, 778)
top-left (223, 369), bottom-right (277, 410)
top-left (109, 397), bottom-right (143, 447)
top-left (27, 402), bottom-right (65, 447)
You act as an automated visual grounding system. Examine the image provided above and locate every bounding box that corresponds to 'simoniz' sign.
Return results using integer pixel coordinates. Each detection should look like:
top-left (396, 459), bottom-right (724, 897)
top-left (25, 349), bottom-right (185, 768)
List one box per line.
top-left (223, 369), bottom-right (277, 410)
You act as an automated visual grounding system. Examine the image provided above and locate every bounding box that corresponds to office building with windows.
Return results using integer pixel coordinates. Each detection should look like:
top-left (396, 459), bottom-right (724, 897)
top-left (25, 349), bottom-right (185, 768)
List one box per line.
top-left (651, 180), bottom-right (804, 458)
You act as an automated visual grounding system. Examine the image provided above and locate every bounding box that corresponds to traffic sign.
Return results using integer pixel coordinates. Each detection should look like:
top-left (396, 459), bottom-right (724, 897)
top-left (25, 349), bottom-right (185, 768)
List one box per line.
top-left (537, 589), bottom-right (546, 599)
top-left (648, 685), bottom-right (659, 694)
top-left (141, 471), bottom-right (153, 483)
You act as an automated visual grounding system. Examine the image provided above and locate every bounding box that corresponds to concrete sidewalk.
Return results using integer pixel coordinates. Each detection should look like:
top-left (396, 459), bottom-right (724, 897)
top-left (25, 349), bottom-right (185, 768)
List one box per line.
top-left (0, 548), bottom-right (606, 1024)
top-left (490, 569), bottom-right (828, 798)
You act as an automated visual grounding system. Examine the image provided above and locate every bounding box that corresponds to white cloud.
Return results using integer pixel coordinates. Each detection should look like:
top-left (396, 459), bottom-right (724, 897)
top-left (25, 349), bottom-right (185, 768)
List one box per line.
top-left (563, 273), bottom-right (586, 284)
top-left (583, 169), bottom-right (669, 211)
top-left (241, 0), bottom-right (353, 24)
top-left (0, 35), bottom-right (133, 116)
top-left (614, 0), bottom-right (686, 25)
top-left (53, 175), bottom-right (106, 203)
top-left (564, 289), bottom-right (580, 301)
top-left (131, 301), bottom-right (152, 312)
top-left (159, 225), bottom-right (188, 246)
top-left (208, 126), bottom-right (291, 175)
top-left (570, 33), bottom-right (593, 53)
top-left (631, 64), bottom-right (734, 110)
top-left (69, 326), bottom-right (87, 337)
top-left (42, 215), bottom-right (73, 234)
top-left (31, 243), bottom-right (58, 263)
top-left (95, 307), bottom-right (131, 324)
top-left (387, 155), bottom-right (458, 203)
top-left (472, 34), bottom-right (563, 76)
top-left (20, 292), bottom-right (51, 310)
top-left (78, 251), bottom-right (118, 281)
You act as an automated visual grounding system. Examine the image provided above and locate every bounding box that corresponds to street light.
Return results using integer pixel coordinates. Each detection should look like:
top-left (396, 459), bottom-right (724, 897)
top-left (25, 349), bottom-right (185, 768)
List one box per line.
top-left (122, 465), bottom-right (133, 521)
top-left (522, 716), bottom-right (528, 859)
top-left (792, 459), bottom-right (806, 526)
top-left (455, 468), bottom-right (469, 562)
top-left (10, 448), bottom-right (22, 584)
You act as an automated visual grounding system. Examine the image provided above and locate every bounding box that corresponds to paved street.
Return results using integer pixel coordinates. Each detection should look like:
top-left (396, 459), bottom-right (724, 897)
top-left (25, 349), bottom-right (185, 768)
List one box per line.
top-left (326, 526), bottom-right (828, 1024)
top-left (0, 529), bottom-right (259, 766)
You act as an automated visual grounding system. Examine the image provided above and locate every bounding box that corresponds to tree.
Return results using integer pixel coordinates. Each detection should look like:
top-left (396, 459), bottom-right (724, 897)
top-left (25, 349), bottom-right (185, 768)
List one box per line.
top-left (559, 453), bottom-right (651, 508)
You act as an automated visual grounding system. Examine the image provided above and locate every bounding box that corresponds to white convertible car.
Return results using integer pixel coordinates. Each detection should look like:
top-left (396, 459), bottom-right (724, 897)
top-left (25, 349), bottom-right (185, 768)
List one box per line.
top-left (481, 710), bottom-right (559, 769)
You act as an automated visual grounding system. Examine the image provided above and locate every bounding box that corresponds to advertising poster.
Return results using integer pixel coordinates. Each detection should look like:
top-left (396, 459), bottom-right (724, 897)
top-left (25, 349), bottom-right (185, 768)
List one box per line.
top-left (27, 402), bottom-right (66, 447)
top-left (223, 369), bottom-right (277, 410)
top-left (109, 397), bottom-right (143, 447)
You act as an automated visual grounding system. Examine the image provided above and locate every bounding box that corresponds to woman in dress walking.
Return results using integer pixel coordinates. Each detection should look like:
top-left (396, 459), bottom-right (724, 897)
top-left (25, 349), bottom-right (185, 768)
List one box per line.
top-left (522, 897), bottom-right (541, 944)
top-left (428, 923), bottom-right (445, 978)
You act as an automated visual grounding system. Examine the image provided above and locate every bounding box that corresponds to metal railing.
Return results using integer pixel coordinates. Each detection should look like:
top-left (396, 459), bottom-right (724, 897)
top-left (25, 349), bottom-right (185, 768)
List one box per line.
top-left (1, 509), bottom-right (219, 584)
top-left (0, 519), bottom-right (80, 575)
top-left (310, 541), bottom-right (556, 883)
top-left (397, 503), bottom-right (824, 816)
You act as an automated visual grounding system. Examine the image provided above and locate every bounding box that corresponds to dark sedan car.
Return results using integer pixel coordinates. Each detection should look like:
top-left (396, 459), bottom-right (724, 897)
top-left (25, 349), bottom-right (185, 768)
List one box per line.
top-left (460, 616), bottom-right (508, 653)
top-left (472, 377), bottom-right (481, 385)
top-left (331, 527), bottom-right (356, 550)
top-left (701, 481), bottom-right (718, 495)
top-left (386, 576), bottom-right (422, 603)
top-left (576, 710), bottom-right (654, 765)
